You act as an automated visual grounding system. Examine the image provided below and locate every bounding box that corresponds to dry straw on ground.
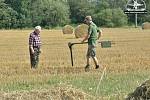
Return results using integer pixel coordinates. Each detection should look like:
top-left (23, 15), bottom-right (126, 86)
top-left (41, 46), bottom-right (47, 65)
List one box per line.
top-left (126, 79), bottom-right (150, 100)
top-left (142, 22), bottom-right (150, 30)
top-left (0, 85), bottom-right (94, 100)
top-left (74, 24), bottom-right (89, 38)
top-left (62, 25), bottom-right (74, 34)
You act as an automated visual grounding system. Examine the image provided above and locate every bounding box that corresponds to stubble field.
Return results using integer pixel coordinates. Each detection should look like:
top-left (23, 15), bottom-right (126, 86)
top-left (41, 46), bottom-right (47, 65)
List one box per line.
top-left (0, 28), bottom-right (150, 100)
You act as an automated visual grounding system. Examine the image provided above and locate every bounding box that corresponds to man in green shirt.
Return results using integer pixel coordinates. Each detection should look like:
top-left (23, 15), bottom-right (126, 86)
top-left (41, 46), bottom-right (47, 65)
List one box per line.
top-left (82, 16), bottom-right (102, 72)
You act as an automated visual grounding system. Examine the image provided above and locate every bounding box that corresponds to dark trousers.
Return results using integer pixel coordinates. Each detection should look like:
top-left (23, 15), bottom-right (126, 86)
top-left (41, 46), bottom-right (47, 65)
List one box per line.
top-left (29, 48), bottom-right (40, 68)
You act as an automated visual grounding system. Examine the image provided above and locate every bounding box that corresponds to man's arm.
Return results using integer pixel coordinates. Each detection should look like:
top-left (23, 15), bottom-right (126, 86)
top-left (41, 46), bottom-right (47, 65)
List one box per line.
top-left (82, 26), bottom-right (92, 43)
top-left (29, 45), bottom-right (34, 54)
top-left (98, 29), bottom-right (102, 40)
top-left (82, 34), bottom-right (90, 43)
top-left (29, 35), bottom-right (34, 54)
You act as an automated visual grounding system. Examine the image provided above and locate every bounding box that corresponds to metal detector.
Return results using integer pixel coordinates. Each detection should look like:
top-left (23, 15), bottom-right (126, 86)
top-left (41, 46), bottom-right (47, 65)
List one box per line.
top-left (68, 41), bottom-right (112, 66)
top-left (68, 42), bottom-right (87, 66)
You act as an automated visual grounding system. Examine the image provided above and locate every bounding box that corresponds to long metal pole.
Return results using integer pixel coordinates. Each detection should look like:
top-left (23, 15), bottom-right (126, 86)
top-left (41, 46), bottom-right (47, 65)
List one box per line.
top-left (135, 0), bottom-right (138, 28)
top-left (68, 45), bottom-right (74, 66)
top-left (68, 41), bottom-right (113, 66)
top-left (70, 47), bottom-right (73, 66)
top-left (135, 13), bottom-right (138, 28)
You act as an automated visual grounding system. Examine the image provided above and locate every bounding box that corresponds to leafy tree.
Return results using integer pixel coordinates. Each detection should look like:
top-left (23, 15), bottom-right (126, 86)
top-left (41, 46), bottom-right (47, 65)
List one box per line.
top-left (68, 0), bottom-right (95, 23)
top-left (0, 0), bottom-right (149, 28)
top-left (93, 8), bottom-right (127, 27)
top-left (41, 0), bottom-right (70, 27)
top-left (93, 9), bottom-right (114, 27)
top-left (0, 0), bottom-right (18, 29)
top-left (112, 8), bottom-right (128, 27)
top-left (4, 0), bottom-right (32, 28)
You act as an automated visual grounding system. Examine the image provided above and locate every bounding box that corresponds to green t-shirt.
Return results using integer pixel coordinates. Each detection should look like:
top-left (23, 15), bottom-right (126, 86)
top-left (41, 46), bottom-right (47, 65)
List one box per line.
top-left (88, 22), bottom-right (100, 46)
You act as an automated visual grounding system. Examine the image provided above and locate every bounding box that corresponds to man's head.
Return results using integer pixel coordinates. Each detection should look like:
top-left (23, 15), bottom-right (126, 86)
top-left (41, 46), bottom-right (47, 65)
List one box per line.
top-left (34, 26), bottom-right (41, 34)
top-left (84, 16), bottom-right (92, 25)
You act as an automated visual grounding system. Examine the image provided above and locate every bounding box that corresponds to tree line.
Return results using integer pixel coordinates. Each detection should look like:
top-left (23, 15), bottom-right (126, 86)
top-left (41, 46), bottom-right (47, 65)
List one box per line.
top-left (0, 0), bottom-right (149, 29)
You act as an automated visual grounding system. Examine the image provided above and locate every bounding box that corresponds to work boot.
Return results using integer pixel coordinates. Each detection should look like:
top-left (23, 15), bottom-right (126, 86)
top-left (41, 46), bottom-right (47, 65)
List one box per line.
top-left (85, 65), bottom-right (90, 72)
top-left (95, 65), bottom-right (100, 69)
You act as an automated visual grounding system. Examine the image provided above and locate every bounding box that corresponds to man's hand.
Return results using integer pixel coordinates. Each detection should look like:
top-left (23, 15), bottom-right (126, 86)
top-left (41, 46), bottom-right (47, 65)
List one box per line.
top-left (97, 30), bottom-right (102, 40)
top-left (30, 46), bottom-right (35, 54)
top-left (81, 39), bottom-right (85, 43)
top-left (39, 49), bottom-right (42, 53)
top-left (82, 34), bottom-right (89, 43)
top-left (31, 49), bottom-right (34, 54)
